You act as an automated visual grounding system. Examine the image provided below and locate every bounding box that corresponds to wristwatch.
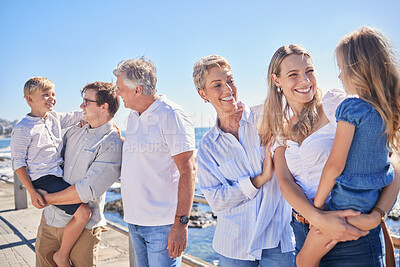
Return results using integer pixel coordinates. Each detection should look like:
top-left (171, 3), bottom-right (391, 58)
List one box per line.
top-left (176, 215), bottom-right (189, 225)
top-left (372, 207), bottom-right (388, 223)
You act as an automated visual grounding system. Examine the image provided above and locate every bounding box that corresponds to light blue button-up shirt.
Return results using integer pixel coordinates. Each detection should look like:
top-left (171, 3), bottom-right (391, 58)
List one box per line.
top-left (44, 121), bottom-right (122, 229)
top-left (196, 102), bottom-right (294, 260)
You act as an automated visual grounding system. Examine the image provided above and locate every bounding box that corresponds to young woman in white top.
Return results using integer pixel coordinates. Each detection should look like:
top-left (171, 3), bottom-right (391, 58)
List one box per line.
top-left (258, 44), bottom-right (400, 266)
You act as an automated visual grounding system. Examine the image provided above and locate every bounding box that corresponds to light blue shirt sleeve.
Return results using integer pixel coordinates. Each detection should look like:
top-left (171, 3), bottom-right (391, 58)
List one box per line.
top-left (196, 144), bottom-right (258, 214)
top-left (10, 125), bottom-right (30, 171)
top-left (75, 135), bottom-right (122, 203)
top-left (58, 111), bottom-right (83, 129)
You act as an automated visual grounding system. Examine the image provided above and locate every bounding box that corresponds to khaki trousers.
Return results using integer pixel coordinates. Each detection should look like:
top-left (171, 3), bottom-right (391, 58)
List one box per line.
top-left (35, 212), bottom-right (102, 267)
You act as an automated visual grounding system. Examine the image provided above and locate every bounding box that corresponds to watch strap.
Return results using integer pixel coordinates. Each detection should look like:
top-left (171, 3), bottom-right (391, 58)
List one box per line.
top-left (372, 207), bottom-right (387, 223)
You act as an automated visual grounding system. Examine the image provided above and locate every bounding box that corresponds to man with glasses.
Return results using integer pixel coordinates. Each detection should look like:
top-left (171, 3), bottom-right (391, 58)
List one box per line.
top-left (35, 82), bottom-right (123, 267)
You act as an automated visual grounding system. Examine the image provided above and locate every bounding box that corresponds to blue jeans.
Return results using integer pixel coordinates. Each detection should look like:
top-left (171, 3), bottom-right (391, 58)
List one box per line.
top-left (128, 223), bottom-right (182, 267)
top-left (290, 213), bottom-right (383, 266)
top-left (218, 243), bottom-right (295, 267)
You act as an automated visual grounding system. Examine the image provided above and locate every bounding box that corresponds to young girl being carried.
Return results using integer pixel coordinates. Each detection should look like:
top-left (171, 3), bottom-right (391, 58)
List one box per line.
top-left (296, 26), bottom-right (400, 267)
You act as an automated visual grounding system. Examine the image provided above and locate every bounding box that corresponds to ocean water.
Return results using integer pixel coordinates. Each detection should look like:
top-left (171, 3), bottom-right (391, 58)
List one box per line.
top-left (195, 127), bottom-right (211, 148)
top-left (0, 138), bottom-right (11, 149)
top-left (0, 137), bottom-right (13, 181)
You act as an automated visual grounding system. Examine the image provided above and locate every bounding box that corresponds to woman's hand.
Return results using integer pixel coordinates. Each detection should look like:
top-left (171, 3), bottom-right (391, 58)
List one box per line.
top-left (311, 209), bottom-right (369, 244)
top-left (261, 137), bottom-right (274, 180)
top-left (251, 137), bottom-right (274, 188)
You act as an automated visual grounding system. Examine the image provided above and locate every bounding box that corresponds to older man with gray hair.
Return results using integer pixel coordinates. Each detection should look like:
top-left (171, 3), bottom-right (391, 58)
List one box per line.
top-left (113, 57), bottom-right (196, 267)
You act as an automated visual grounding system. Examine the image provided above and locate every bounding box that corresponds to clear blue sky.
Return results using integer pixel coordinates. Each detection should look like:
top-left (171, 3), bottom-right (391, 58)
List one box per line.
top-left (1, 0), bottom-right (399, 129)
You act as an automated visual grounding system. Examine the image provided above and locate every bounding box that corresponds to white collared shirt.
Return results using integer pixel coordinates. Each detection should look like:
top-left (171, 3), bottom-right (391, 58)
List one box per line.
top-left (196, 102), bottom-right (294, 260)
top-left (121, 95), bottom-right (195, 226)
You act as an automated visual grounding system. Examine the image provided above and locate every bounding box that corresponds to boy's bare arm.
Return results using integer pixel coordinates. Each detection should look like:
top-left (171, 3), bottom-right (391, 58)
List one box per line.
top-left (15, 167), bottom-right (45, 209)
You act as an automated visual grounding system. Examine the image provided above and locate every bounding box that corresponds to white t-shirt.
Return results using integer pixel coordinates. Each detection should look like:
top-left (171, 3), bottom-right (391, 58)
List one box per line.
top-left (121, 95), bottom-right (195, 226)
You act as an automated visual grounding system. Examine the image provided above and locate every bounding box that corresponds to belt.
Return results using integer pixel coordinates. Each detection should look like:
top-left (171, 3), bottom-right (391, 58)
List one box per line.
top-left (292, 210), bottom-right (309, 224)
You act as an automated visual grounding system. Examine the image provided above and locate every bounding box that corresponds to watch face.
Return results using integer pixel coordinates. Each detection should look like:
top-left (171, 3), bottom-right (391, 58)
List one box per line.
top-left (179, 216), bottom-right (189, 224)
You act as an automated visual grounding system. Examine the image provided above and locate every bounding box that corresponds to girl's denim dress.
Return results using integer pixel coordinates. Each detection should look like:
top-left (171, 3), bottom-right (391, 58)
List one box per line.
top-left (293, 97), bottom-right (393, 266)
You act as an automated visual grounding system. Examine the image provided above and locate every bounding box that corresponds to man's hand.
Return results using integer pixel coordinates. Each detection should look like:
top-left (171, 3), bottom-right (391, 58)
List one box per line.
top-left (29, 190), bottom-right (46, 209)
top-left (167, 223), bottom-right (188, 259)
top-left (112, 121), bottom-right (125, 142)
top-left (36, 189), bottom-right (50, 205)
top-left (113, 121), bottom-right (121, 136)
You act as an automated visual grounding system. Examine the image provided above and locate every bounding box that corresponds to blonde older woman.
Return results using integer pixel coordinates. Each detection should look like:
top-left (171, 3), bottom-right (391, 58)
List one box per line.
top-left (193, 55), bottom-right (295, 267)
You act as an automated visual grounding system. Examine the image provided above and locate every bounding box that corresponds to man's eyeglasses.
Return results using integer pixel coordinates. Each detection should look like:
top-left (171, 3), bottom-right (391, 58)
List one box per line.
top-left (82, 98), bottom-right (97, 107)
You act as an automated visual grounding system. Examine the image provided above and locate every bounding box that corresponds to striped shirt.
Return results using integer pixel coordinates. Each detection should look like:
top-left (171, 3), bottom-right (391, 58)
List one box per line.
top-left (196, 102), bottom-right (294, 260)
top-left (10, 111), bottom-right (82, 181)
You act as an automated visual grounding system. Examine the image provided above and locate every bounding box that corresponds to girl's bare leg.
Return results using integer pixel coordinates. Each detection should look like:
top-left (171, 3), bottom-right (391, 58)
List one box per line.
top-left (296, 225), bottom-right (334, 267)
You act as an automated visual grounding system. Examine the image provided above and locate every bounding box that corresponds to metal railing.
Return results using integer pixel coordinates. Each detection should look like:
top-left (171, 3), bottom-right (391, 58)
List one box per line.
top-left (193, 195), bottom-right (209, 205)
top-left (392, 234), bottom-right (400, 249)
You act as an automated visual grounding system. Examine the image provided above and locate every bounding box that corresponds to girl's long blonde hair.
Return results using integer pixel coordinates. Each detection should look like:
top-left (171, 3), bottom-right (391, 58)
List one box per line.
top-left (336, 26), bottom-right (400, 153)
top-left (259, 44), bottom-right (323, 146)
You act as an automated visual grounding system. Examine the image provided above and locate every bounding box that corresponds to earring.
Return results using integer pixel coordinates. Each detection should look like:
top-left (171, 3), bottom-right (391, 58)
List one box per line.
top-left (204, 99), bottom-right (209, 103)
top-left (277, 87), bottom-right (282, 93)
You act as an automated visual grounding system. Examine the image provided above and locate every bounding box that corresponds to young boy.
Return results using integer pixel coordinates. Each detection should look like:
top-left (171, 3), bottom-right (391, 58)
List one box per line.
top-left (11, 77), bottom-right (91, 267)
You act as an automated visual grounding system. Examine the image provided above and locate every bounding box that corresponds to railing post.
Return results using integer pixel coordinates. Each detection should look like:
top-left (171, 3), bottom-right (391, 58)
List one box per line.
top-left (13, 172), bottom-right (28, 210)
top-left (129, 232), bottom-right (137, 267)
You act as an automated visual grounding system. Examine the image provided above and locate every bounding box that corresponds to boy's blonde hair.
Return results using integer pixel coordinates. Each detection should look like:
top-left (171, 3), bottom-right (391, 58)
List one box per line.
top-left (336, 26), bottom-right (400, 152)
top-left (24, 77), bottom-right (55, 97)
